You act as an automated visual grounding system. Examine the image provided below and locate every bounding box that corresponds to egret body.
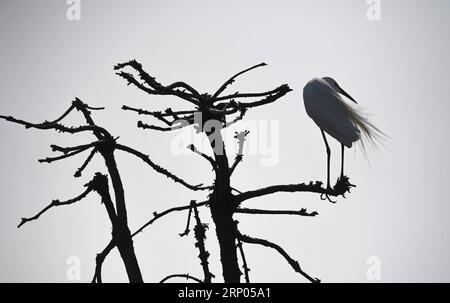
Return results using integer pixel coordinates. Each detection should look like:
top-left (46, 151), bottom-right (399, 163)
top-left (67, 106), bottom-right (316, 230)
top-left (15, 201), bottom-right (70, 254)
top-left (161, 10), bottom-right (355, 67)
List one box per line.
top-left (303, 77), bottom-right (384, 189)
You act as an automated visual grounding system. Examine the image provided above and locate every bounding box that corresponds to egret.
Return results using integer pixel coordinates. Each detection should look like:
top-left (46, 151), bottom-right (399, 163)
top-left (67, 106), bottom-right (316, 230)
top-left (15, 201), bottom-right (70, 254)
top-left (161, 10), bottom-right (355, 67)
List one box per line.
top-left (303, 77), bottom-right (385, 189)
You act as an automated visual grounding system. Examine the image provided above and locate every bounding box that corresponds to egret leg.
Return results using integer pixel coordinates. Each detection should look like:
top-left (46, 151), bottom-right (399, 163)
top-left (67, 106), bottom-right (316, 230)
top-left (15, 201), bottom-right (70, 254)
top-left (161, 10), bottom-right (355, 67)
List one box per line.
top-left (320, 129), bottom-right (331, 189)
top-left (340, 143), bottom-right (344, 179)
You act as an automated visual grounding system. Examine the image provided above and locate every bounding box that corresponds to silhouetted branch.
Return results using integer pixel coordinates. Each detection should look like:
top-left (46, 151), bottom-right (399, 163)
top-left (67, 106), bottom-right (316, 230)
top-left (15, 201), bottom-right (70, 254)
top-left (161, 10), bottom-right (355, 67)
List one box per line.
top-left (230, 130), bottom-right (249, 175)
top-left (239, 85), bottom-right (292, 108)
top-left (131, 200), bottom-right (210, 237)
top-left (236, 208), bottom-right (319, 217)
top-left (50, 141), bottom-right (100, 154)
top-left (224, 107), bottom-right (247, 128)
top-left (159, 274), bottom-right (203, 283)
top-left (122, 105), bottom-right (197, 119)
top-left (192, 201), bottom-right (214, 283)
top-left (0, 114), bottom-right (108, 136)
top-left (114, 60), bottom-right (201, 104)
top-left (115, 143), bottom-right (210, 191)
top-left (74, 147), bottom-right (98, 178)
top-left (236, 230), bottom-right (320, 283)
top-left (92, 238), bottom-right (115, 283)
top-left (17, 183), bottom-right (94, 228)
top-left (88, 201), bottom-right (211, 281)
top-left (211, 63), bottom-right (267, 100)
top-left (38, 146), bottom-right (94, 164)
top-left (179, 206), bottom-right (193, 237)
top-left (236, 238), bottom-right (250, 283)
top-left (235, 178), bottom-right (355, 204)
top-left (188, 144), bottom-right (217, 171)
top-left (137, 120), bottom-right (191, 132)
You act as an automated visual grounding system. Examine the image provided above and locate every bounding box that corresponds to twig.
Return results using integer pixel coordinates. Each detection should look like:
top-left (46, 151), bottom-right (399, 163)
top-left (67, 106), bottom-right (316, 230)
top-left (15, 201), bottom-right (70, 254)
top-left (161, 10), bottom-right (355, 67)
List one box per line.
top-left (192, 201), bottom-right (214, 283)
top-left (92, 239), bottom-right (115, 283)
top-left (0, 115), bottom-right (108, 136)
top-left (159, 274), bottom-right (203, 283)
top-left (38, 145), bottom-right (94, 164)
top-left (236, 230), bottom-right (320, 283)
top-left (74, 147), bottom-right (98, 178)
top-left (187, 144), bottom-right (217, 171)
top-left (17, 184), bottom-right (94, 228)
top-left (114, 60), bottom-right (201, 105)
top-left (235, 179), bottom-right (355, 204)
top-left (131, 200), bottom-right (210, 237)
top-left (236, 208), bottom-right (319, 217)
top-left (236, 238), bottom-right (250, 283)
top-left (211, 63), bottom-right (267, 100)
top-left (179, 206), bottom-right (193, 237)
top-left (116, 143), bottom-right (210, 191)
top-left (230, 130), bottom-right (249, 175)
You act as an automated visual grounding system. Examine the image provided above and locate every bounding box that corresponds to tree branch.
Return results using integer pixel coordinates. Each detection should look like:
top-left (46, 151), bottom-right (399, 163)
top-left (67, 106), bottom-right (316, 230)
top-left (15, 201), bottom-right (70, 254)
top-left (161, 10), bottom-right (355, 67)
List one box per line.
top-left (236, 208), bottom-right (319, 217)
top-left (236, 238), bottom-right (250, 283)
top-left (114, 60), bottom-right (201, 105)
top-left (159, 274), bottom-right (203, 283)
top-left (230, 130), bottom-right (249, 175)
top-left (131, 200), bottom-right (210, 237)
top-left (0, 114), bottom-right (109, 137)
top-left (235, 178), bottom-right (355, 204)
top-left (236, 230), bottom-right (320, 283)
top-left (192, 201), bottom-right (214, 283)
top-left (211, 63), bottom-right (267, 100)
top-left (92, 238), bottom-right (115, 283)
top-left (187, 144), bottom-right (217, 171)
top-left (115, 143), bottom-right (210, 191)
top-left (17, 184), bottom-right (94, 228)
top-left (74, 147), bottom-right (99, 178)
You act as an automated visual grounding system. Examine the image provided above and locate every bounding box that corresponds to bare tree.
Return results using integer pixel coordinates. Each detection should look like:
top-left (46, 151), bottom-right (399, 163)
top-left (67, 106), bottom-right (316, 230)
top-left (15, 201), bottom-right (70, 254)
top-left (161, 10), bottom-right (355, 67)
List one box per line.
top-left (114, 60), bottom-right (356, 283)
top-left (0, 98), bottom-right (207, 283)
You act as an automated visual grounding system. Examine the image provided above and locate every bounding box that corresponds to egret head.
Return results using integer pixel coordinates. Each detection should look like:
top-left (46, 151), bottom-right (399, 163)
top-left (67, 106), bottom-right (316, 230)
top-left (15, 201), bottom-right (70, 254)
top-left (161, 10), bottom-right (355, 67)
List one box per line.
top-left (322, 77), bottom-right (357, 104)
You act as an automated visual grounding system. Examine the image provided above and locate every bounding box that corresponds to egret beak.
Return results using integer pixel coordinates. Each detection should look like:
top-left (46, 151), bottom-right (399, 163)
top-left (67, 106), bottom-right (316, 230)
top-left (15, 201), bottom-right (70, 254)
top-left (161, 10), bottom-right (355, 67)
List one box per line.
top-left (337, 85), bottom-right (357, 104)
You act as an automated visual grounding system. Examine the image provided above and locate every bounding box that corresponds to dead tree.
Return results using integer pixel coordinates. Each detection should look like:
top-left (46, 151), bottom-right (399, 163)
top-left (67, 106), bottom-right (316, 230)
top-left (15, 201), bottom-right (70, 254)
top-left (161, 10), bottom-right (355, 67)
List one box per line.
top-left (114, 60), bottom-right (355, 283)
top-left (0, 99), bottom-right (207, 283)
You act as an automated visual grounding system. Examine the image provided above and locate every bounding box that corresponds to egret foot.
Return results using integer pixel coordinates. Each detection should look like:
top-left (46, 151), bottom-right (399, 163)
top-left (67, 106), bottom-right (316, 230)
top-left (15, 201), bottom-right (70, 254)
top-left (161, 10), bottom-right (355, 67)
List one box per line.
top-left (333, 175), bottom-right (356, 198)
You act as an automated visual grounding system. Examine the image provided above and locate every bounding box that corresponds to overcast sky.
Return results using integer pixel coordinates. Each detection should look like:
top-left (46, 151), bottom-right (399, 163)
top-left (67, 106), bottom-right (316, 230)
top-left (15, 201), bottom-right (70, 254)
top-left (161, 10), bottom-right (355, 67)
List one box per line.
top-left (0, 0), bottom-right (449, 282)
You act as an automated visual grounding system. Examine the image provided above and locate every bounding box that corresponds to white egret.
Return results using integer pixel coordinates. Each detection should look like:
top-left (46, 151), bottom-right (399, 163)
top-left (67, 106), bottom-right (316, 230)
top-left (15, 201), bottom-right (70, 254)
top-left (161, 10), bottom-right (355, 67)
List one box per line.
top-left (303, 77), bottom-right (385, 189)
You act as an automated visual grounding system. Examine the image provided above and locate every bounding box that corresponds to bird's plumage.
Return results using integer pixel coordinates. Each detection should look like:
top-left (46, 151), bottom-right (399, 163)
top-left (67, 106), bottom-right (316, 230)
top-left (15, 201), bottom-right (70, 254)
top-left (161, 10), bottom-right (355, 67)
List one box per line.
top-left (303, 78), bottom-right (385, 150)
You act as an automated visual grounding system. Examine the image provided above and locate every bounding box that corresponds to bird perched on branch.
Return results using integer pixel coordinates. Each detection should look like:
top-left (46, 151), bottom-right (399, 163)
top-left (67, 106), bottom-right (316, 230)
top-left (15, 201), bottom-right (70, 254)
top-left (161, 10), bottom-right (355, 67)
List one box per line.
top-left (303, 77), bottom-right (386, 189)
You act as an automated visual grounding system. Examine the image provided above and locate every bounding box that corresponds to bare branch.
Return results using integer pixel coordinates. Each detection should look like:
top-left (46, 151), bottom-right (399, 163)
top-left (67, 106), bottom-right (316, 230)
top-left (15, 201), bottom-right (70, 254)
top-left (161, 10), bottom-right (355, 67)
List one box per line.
top-left (115, 143), bottom-right (210, 191)
top-left (236, 208), bottom-right (318, 217)
top-left (50, 141), bottom-right (100, 154)
top-left (236, 238), bottom-right (250, 283)
top-left (179, 206), bottom-right (193, 237)
top-left (18, 184), bottom-right (94, 228)
top-left (235, 178), bottom-right (355, 204)
top-left (187, 144), bottom-right (217, 171)
top-left (0, 114), bottom-right (108, 136)
top-left (131, 200), bottom-right (210, 237)
top-left (192, 201), bottom-right (214, 283)
top-left (211, 63), bottom-right (267, 100)
top-left (74, 147), bottom-right (98, 178)
top-left (236, 230), bottom-right (320, 283)
top-left (38, 145), bottom-right (93, 164)
top-left (230, 130), bottom-right (249, 175)
top-left (114, 60), bottom-right (201, 105)
top-left (159, 274), bottom-right (203, 283)
top-left (92, 239), bottom-right (115, 283)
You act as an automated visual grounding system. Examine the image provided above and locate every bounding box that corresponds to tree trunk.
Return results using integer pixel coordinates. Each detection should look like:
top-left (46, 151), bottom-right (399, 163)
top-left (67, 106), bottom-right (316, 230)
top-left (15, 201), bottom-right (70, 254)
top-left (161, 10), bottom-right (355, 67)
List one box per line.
top-left (206, 129), bottom-right (241, 283)
top-left (102, 151), bottom-right (144, 283)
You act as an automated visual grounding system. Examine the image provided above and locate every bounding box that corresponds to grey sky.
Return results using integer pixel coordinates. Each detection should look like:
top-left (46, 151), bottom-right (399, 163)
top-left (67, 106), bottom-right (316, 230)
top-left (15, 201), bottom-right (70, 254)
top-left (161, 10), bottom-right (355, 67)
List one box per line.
top-left (0, 0), bottom-right (449, 282)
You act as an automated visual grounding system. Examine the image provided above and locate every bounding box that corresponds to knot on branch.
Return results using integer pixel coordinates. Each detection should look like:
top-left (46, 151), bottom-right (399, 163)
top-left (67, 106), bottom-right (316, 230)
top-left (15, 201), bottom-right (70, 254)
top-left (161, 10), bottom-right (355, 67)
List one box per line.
top-left (87, 173), bottom-right (109, 196)
top-left (333, 175), bottom-right (356, 197)
top-left (97, 136), bottom-right (117, 154)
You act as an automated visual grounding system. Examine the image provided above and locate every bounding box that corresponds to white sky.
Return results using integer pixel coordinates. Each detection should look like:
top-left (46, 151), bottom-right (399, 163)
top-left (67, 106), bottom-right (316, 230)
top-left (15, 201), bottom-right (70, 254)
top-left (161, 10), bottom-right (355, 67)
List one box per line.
top-left (0, 0), bottom-right (449, 282)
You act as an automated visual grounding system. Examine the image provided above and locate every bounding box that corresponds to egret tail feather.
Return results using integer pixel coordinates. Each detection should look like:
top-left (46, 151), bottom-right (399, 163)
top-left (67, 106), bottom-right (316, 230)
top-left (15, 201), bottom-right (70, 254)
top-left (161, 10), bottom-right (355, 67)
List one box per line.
top-left (342, 103), bottom-right (388, 155)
